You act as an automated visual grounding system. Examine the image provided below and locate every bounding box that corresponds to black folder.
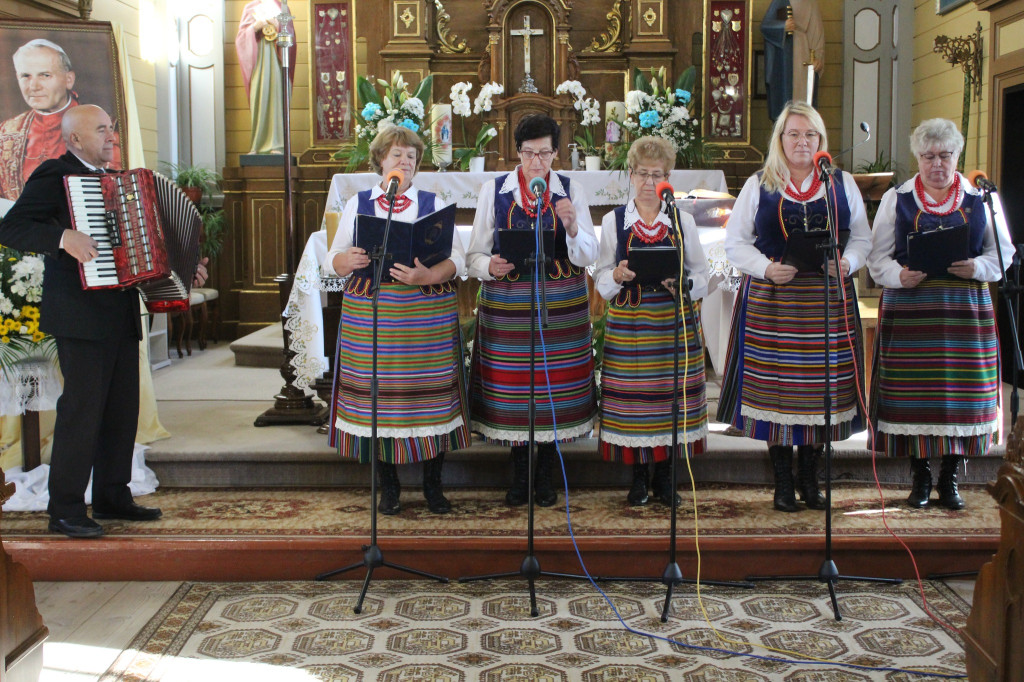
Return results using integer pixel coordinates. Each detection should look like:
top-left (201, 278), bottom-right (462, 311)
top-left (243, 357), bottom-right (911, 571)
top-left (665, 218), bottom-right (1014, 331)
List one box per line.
top-left (906, 223), bottom-right (970, 276)
top-left (496, 228), bottom-right (567, 273)
top-left (781, 229), bottom-right (851, 274)
top-left (627, 246), bottom-right (682, 287)
top-left (353, 203), bottom-right (456, 282)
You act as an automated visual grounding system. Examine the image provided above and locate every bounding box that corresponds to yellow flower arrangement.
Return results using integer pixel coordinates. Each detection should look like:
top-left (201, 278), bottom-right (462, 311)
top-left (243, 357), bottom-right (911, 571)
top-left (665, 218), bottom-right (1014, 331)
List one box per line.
top-left (0, 245), bottom-right (55, 373)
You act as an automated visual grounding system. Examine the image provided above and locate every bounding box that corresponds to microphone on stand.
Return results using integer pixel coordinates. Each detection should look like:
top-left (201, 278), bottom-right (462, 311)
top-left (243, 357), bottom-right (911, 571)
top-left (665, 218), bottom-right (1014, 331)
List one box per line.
top-left (655, 180), bottom-right (676, 207)
top-left (813, 150), bottom-right (838, 177)
top-left (966, 169), bottom-right (998, 194)
top-left (529, 176), bottom-right (547, 207)
top-left (384, 169), bottom-right (404, 204)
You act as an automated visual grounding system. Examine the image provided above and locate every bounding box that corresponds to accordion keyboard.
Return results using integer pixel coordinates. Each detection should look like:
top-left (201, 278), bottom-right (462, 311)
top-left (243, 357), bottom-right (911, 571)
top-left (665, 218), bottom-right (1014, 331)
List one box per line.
top-left (66, 175), bottom-right (119, 287)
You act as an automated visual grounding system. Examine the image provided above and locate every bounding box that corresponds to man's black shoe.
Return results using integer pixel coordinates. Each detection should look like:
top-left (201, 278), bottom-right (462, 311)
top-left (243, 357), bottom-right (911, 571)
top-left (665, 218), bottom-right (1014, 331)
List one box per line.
top-left (49, 516), bottom-right (104, 538)
top-left (92, 502), bottom-right (163, 521)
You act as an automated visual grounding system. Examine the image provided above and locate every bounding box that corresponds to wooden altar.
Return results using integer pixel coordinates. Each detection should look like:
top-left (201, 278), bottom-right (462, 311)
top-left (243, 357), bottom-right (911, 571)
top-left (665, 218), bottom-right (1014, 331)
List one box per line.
top-left (220, 0), bottom-right (761, 337)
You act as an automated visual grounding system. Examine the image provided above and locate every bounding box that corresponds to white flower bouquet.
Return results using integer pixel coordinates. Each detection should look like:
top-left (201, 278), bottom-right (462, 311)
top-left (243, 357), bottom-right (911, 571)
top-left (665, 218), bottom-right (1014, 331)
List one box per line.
top-left (449, 81), bottom-right (504, 170)
top-left (555, 80), bottom-right (602, 156)
top-left (0, 246), bottom-right (54, 375)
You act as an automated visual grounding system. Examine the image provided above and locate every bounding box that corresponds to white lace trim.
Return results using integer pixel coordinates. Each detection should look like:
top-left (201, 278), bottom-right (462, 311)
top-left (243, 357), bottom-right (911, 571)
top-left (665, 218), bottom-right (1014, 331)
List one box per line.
top-left (284, 242), bottom-right (330, 391)
top-left (471, 419), bottom-right (595, 443)
top-left (875, 420), bottom-right (998, 438)
top-left (0, 359), bottom-right (62, 417)
top-left (600, 423), bottom-right (709, 447)
top-left (740, 405), bottom-right (859, 426)
top-left (335, 415), bottom-right (465, 439)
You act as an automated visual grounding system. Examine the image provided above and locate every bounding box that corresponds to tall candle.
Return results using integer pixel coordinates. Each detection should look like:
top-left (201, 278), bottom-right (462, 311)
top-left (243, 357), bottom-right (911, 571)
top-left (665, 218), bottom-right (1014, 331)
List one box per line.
top-left (430, 103), bottom-right (453, 165)
top-left (806, 50), bottom-right (817, 104)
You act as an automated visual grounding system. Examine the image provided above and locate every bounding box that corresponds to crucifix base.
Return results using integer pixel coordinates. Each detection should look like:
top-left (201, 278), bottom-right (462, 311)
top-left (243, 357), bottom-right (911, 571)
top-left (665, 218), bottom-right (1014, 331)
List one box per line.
top-left (519, 73), bottom-right (538, 94)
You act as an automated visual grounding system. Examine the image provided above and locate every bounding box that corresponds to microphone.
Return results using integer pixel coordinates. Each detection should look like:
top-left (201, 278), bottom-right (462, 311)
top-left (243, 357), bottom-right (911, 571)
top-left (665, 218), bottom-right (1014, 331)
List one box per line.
top-left (967, 169), bottom-right (997, 193)
top-left (384, 169), bottom-right (404, 203)
top-left (655, 180), bottom-right (675, 204)
top-left (813, 150), bottom-right (837, 177)
top-left (529, 176), bottom-right (546, 197)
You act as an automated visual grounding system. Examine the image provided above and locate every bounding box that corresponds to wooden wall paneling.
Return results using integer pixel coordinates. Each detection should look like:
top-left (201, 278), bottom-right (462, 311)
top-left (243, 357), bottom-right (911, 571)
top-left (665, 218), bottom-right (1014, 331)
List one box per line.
top-left (1, 473), bottom-right (47, 682)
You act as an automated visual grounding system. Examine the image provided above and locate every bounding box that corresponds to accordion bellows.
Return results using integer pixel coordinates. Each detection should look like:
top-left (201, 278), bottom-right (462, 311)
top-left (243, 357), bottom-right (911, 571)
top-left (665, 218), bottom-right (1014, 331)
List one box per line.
top-left (65, 169), bottom-right (202, 312)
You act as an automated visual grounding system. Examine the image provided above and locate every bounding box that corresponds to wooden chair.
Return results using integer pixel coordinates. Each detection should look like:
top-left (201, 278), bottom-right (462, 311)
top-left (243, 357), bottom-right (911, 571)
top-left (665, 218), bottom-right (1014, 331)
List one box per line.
top-left (170, 290), bottom-right (207, 358)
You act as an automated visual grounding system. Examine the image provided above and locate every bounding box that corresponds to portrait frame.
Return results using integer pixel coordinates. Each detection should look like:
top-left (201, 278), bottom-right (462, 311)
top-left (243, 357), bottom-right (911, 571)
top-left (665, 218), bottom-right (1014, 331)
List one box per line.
top-left (0, 19), bottom-right (128, 196)
top-left (936, 0), bottom-right (969, 15)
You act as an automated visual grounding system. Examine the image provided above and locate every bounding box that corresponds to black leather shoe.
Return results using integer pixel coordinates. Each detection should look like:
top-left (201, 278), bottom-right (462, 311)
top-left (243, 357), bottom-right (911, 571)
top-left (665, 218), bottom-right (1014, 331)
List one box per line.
top-left (49, 516), bottom-right (104, 538)
top-left (92, 502), bottom-right (163, 521)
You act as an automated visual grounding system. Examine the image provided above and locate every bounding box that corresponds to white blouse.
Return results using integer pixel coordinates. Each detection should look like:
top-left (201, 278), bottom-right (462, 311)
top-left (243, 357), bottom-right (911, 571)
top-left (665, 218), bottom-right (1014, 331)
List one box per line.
top-left (465, 169), bottom-right (598, 281)
top-left (593, 200), bottom-right (711, 302)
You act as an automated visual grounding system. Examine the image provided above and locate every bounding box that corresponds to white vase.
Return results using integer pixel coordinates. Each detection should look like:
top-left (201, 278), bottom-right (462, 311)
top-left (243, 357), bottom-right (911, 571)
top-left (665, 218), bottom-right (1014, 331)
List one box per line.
top-left (468, 156), bottom-right (485, 173)
top-left (584, 155), bottom-right (602, 171)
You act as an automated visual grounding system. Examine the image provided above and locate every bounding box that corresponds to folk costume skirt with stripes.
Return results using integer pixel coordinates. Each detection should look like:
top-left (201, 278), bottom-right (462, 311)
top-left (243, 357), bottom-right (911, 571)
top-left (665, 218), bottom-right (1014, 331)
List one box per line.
top-left (716, 272), bottom-right (865, 445)
top-left (599, 289), bottom-right (707, 464)
top-left (869, 277), bottom-right (999, 459)
top-left (330, 281), bottom-right (470, 464)
top-left (470, 271), bottom-right (596, 444)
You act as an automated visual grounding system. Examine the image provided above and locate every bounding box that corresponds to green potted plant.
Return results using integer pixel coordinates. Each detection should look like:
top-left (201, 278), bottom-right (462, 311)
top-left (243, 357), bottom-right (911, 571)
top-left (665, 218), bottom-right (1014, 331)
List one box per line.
top-left (198, 204), bottom-right (225, 261)
top-left (162, 162), bottom-right (223, 205)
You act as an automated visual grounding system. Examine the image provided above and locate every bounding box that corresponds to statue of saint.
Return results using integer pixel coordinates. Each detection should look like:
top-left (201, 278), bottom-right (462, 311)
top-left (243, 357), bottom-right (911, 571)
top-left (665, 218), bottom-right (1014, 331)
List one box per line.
top-left (235, 0), bottom-right (296, 155)
top-left (761, 0), bottom-right (824, 120)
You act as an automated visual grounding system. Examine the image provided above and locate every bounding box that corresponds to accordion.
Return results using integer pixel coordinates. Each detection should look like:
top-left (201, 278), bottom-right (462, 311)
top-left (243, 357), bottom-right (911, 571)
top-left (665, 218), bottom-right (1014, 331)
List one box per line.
top-left (64, 169), bottom-right (203, 312)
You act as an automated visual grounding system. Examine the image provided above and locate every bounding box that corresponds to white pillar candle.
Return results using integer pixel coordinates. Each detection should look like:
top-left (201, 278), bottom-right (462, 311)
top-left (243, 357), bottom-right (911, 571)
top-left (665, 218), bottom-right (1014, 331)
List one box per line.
top-left (430, 103), bottom-right (453, 164)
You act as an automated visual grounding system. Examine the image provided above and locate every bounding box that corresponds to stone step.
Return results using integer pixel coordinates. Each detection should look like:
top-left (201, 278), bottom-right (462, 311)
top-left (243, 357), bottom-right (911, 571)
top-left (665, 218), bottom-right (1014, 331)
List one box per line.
top-left (229, 322), bottom-right (285, 368)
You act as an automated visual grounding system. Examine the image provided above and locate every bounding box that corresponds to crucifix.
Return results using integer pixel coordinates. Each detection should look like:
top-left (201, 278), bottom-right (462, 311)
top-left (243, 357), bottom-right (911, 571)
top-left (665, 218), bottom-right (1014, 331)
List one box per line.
top-left (510, 14), bottom-right (543, 93)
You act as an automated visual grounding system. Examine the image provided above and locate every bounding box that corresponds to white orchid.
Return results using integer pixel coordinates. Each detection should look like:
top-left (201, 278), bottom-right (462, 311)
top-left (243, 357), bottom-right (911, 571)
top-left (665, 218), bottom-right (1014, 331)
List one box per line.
top-left (556, 80), bottom-right (602, 155)
top-left (450, 82), bottom-right (472, 117)
top-left (472, 82), bottom-right (504, 114)
top-left (448, 81), bottom-right (504, 169)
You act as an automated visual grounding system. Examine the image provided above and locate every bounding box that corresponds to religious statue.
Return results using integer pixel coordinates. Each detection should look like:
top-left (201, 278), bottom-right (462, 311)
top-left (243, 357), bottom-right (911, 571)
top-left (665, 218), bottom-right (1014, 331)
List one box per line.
top-left (235, 0), bottom-right (296, 156)
top-left (760, 0), bottom-right (824, 120)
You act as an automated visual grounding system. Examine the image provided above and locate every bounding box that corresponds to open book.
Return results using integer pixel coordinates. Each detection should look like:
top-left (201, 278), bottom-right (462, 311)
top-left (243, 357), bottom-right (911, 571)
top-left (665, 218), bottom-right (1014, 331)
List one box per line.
top-left (353, 203), bottom-right (456, 282)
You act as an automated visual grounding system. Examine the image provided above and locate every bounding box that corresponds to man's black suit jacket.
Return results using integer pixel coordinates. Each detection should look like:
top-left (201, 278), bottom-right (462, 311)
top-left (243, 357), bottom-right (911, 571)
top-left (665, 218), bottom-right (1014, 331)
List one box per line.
top-left (0, 151), bottom-right (141, 341)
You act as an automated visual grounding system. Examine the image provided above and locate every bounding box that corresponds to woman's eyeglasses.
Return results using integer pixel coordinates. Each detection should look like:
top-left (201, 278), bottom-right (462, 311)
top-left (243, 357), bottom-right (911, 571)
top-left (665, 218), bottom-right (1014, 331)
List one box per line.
top-left (631, 170), bottom-right (668, 183)
top-left (520, 149), bottom-right (555, 161)
top-left (919, 151), bottom-right (955, 163)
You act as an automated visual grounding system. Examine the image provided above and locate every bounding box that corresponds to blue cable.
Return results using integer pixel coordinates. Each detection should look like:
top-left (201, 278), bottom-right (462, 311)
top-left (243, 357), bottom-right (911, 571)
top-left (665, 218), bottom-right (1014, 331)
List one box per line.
top-left (524, 220), bottom-right (966, 679)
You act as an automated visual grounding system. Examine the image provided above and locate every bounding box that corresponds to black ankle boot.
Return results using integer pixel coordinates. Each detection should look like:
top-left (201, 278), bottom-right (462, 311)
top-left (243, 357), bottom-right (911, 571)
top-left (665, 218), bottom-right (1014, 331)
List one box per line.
top-left (627, 461), bottom-right (650, 506)
top-left (907, 458), bottom-right (932, 509)
top-left (796, 445), bottom-right (826, 510)
top-left (769, 445), bottom-right (799, 512)
top-left (535, 444), bottom-right (557, 507)
top-left (422, 453), bottom-right (451, 514)
top-left (506, 446), bottom-right (529, 506)
top-left (377, 461), bottom-right (401, 515)
top-left (937, 455), bottom-right (965, 510)
top-left (651, 459), bottom-right (683, 507)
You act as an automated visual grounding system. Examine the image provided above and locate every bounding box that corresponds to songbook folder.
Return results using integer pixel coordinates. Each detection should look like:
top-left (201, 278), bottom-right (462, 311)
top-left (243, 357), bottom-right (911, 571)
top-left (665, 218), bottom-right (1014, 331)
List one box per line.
top-left (627, 246), bottom-right (682, 287)
top-left (353, 203), bottom-right (456, 282)
top-left (496, 228), bottom-right (567, 273)
top-left (906, 223), bottom-right (970, 277)
top-left (781, 229), bottom-right (851, 274)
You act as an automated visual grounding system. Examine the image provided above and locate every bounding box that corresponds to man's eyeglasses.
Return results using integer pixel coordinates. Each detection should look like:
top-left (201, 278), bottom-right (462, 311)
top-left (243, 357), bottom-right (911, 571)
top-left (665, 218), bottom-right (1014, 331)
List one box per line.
top-left (631, 169), bottom-right (668, 183)
top-left (784, 131), bottom-right (821, 142)
top-left (919, 151), bottom-right (955, 163)
top-left (520, 149), bottom-right (555, 161)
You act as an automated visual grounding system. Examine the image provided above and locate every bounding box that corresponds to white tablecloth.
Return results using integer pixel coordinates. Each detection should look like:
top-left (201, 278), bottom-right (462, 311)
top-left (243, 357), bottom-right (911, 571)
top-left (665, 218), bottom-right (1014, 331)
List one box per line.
top-left (321, 169), bottom-right (729, 213)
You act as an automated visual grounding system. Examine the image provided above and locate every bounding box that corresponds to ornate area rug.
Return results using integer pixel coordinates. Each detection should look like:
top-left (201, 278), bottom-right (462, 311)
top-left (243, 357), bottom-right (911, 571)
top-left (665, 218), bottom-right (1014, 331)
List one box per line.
top-left (99, 579), bottom-right (969, 681)
top-left (0, 484), bottom-right (999, 538)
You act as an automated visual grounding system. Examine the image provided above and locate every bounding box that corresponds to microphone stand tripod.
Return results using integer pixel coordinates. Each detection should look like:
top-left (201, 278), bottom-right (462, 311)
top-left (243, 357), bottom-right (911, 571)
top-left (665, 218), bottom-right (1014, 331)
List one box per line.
top-left (596, 197), bottom-right (753, 619)
top-left (316, 185), bottom-right (448, 610)
top-left (460, 188), bottom-right (587, 617)
top-left (746, 167), bottom-right (900, 621)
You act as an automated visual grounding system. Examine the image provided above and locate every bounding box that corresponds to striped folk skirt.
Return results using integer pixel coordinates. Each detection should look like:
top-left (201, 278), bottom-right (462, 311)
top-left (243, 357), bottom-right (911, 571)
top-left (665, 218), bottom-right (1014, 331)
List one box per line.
top-left (599, 290), bottom-right (707, 463)
top-left (717, 273), bottom-right (865, 445)
top-left (330, 282), bottom-right (470, 464)
top-left (470, 272), bottom-right (596, 444)
top-left (870, 277), bottom-right (999, 458)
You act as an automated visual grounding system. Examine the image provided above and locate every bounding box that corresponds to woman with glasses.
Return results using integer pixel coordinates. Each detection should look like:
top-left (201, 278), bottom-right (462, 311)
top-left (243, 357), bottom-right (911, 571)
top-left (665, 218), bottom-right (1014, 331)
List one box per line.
top-left (323, 125), bottom-right (469, 516)
top-left (466, 114), bottom-right (599, 507)
top-left (717, 100), bottom-right (872, 512)
top-left (594, 136), bottom-right (710, 506)
top-left (867, 118), bottom-right (1012, 510)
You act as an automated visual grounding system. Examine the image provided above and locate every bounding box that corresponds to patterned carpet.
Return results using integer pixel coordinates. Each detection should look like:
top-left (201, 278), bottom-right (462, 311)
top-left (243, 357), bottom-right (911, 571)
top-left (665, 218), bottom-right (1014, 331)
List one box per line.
top-left (99, 578), bottom-right (970, 681)
top-left (0, 483), bottom-right (999, 538)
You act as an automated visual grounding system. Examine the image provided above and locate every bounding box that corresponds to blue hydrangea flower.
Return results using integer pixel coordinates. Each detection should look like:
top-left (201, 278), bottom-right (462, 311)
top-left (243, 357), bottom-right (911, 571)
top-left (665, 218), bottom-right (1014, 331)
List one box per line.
top-left (361, 102), bottom-right (381, 120)
top-left (675, 89), bottom-right (692, 104)
top-left (639, 110), bottom-right (661, 129)
top-left (399, 120), bottom-right (420, 133)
